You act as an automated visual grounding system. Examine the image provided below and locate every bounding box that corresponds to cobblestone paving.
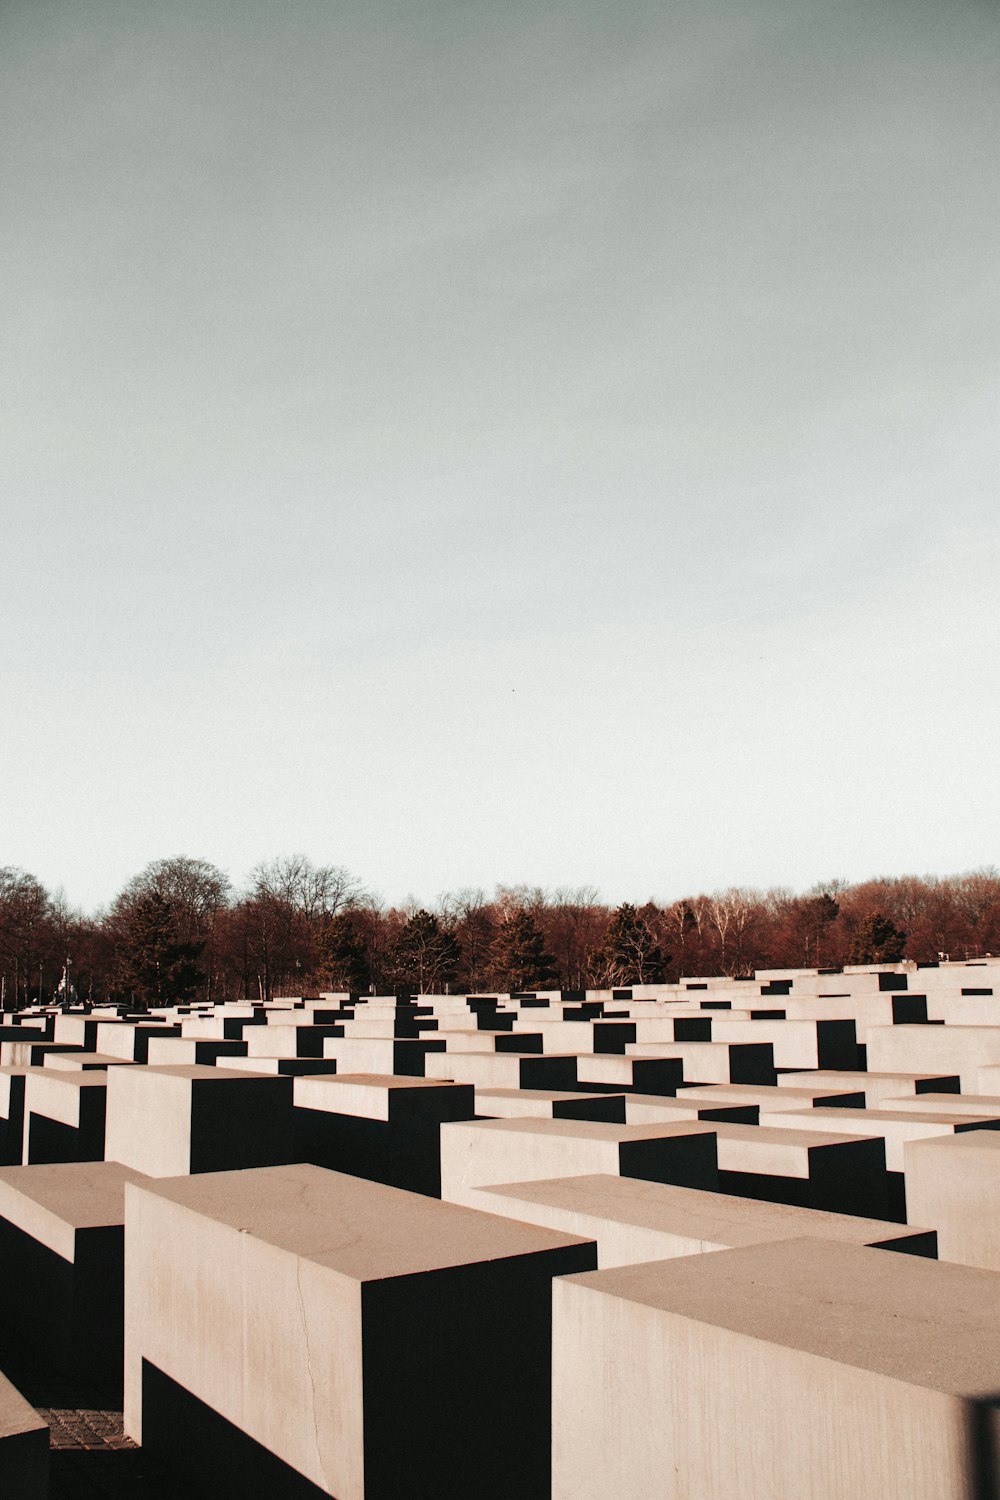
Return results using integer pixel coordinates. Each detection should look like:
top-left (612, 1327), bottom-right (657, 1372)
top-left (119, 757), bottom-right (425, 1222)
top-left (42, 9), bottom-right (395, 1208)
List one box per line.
top-left (0, 1342), bottom-right (195, 1498)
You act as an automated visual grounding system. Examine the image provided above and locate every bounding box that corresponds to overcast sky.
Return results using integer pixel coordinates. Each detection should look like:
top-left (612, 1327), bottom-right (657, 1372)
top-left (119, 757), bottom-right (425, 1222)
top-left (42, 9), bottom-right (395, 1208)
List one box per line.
top-left (3, 0), bottom-right (999, 914)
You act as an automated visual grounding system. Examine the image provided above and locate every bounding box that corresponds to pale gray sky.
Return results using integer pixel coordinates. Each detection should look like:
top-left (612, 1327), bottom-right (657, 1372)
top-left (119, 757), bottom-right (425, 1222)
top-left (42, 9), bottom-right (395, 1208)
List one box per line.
top-left (3, 0), bottom-right (999, 913)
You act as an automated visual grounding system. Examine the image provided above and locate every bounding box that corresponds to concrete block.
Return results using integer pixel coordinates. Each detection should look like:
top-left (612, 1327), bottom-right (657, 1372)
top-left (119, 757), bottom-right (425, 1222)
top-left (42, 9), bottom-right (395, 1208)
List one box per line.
top-left (321, 1036), bottom-right (446, 1076)
top-left (0, 1160), bottom-right (147, 1389)
top-left (710, 1122), bottom-right (890, 1218)
top-left (23, 1069), bottom-right (108, 1164)
top-left (474, 1088), bottom-right (627, 1122)
top-left (552, 1237), bottom-right (1000, 1500)
top-left (440, 1117), bottom-right (718, 1207)
top-left (424, 1050), bottom-right (580, 1090)
top-left (0, 1069), bottom-right (29, 1166)
top-left (125, 1163), bottom-right (596, 1498)
top-left (292, 1073), bottom-right (476, 1196)
top-left (624, 1040), bottom-right (776, 1084)
top-left (867, 1025), bottom-right (1000, 1093)
top-left (574, 1054), bottom-right (685, 1095)
top-left (904, 1131), bottom-right (1000, 1271)
top-left (777, 1069), bottom-right (961, 1106)
top-left (466, 1174), bottom-right (936, 1266)
top-left (105, 1066), bottom-right (294, 1177)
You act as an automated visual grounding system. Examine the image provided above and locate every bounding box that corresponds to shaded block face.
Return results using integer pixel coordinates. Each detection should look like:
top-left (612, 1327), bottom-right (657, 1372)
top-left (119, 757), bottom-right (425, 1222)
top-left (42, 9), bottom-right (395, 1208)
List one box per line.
top-left (904, 1131), bottom-right (1000, 1271)
top-left (0, 1371), bottom-right (48, 1498)
top-left (475, 1088), bottom-right (628, 1123)
top-left (0, 1069), bottom-right (29, 1166)
top-left (552, 1237), bottom-right (1000, 1500)
top-left (125, 1164), bottom-right (596, 1500)
top-left (106, 1066), bottom-right (294, 1176)
top-left (292, 1074), bottom-right (477, 1197)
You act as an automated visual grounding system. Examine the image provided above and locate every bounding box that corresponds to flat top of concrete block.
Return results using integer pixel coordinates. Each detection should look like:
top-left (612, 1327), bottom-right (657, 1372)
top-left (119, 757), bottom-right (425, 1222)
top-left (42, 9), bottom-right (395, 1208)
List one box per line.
top-left (0, 1159), bottom-right (149, 1226)
top-left (129, 1065), bottom-right (288, 1084)
top-left (475, 1088), bottom-right (624, 1104)
top-left (779, 1071), bottom-right (959, 1085)
top-left (711, 1123), bottom-right (881, 1151)
top-left (26, 1069), bottom-right (109, 1092)
top-left (801, 1106), bottom-right (1000, 1127)
top-left (475, 1174), bottom-right (928, 1246)
top-left (561, 1235), bottom-right (1000, 1398)
top-left (294, 1072), bottom-right (471, 1119)
top-left (0, 1369), bottom-right (47, 1442)
top-left (128, 1162), bottom-right (593, 1281)
top-left (884, 1092), bottom-right (1000, 1108)
top-left (303, 1072), bottom-right (459, 1091)
top-left (43, 1051), bottom-right (138, 1069)
top-left (681, 1084), bottom-right (860, 1103)
top-left (446, 1117), bottom-right (713, 1143)
top-left (905, 1130), bottom-right (1000, 1158)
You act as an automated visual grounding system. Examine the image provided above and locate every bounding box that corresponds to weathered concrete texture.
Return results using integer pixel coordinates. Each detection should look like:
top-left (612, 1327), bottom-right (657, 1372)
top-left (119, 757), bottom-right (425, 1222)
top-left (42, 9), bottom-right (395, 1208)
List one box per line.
top-left (105, 1066), bottom-right (294, 1177)
top-left (0, 1367), bottom-right (48, 1497)
top-left (552, 1236), bottom-right (1000, 1500)
top-left (466, 1173), bottom-right (936, 1265)
top-left (904, 1131), bottom-right (1000, 1271)
top-left (440, 1117), bottom-right (718, 1207)
top-left (125, 1163), bottom-right (596, 1499)
top-left (0, 1161), bottom-right (147, 1389)
top-left (292, 1073), bottom-right (476, 1196)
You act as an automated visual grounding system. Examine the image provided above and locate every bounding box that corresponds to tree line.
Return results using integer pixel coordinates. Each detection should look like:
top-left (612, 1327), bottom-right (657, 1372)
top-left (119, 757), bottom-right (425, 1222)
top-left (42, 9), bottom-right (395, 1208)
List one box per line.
top-left (1, 857), bottom-right (999, 1009)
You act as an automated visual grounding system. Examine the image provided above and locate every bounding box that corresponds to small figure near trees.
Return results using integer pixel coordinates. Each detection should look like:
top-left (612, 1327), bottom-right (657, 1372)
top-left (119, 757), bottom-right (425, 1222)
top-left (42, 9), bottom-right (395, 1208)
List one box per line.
top-left (590, 903), bottom-right (666, 986)
top-left (849, 911), bottom-right (907, 965)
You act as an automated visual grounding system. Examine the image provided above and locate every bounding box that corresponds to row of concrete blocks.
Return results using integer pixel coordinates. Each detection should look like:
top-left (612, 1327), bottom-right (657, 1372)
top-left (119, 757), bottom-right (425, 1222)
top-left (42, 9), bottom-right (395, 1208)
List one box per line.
top-left (6, 1056), bottom-right (999, 1228)
top-left (1, 1157), bottom-right (999, 1498)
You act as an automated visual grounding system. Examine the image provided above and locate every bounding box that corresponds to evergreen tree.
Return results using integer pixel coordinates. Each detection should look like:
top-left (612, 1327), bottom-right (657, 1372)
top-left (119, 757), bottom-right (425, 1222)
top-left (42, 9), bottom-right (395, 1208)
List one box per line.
top-left (320, 912), bottom-right (371, 993)
top-left (491, 910), bottom-right (558, 992)
top-left (590, 903), bottom-right (666, 985)
top-left (849, 911), bottom-right (907, 964)
top-left (115, 890), bottom-right (205, 1006)
top-left (388, 910), bottom-right (461, 993)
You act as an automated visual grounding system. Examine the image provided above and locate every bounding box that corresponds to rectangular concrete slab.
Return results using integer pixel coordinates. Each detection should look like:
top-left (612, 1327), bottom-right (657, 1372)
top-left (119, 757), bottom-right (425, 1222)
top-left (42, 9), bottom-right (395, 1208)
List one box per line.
top-left (0, 1160), bottom-right (149, 1387)
top-left (904, 1131), bottom-right (1000, 1271)
top-left (466, 1174), bottom-right (936, 1265)
top-left (440, 1117), bottom-right (718, 1207)
top-left (106, 1065), bottom-right (294, 1177)
top-left (552, 1236), bottom-right (1000, 1500)
top-left (125, 1163), bottom-right (596, 1499)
